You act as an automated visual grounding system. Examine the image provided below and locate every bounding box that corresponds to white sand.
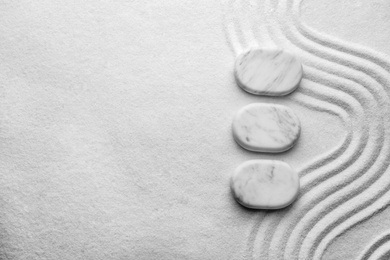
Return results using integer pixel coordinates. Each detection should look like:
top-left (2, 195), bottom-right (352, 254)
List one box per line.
top-left (0, 0), bottom-right (389, 259)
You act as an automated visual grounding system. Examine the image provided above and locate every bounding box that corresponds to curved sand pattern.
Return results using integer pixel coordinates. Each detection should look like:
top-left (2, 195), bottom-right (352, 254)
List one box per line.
top-left (358, 231), bottom-right (390, 260)
top-left (254, 1), bottom-right (386, 258)
top-left (222, 0), bottom-right (390, 259)
top-left (282, 1), bottom-right (390, 259)
top-left (270, 1), bottom-right (390, 259)
top-left (274, 1), bottom-right (390, 260)
top-left (223, 4), bottom-right (354, 259)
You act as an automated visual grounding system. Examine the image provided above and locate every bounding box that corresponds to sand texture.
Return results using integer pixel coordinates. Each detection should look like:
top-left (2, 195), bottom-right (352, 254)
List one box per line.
top-left (0, 0), bottom-right (390, 259)
top-left (224, 0), bottom-right (390, 259)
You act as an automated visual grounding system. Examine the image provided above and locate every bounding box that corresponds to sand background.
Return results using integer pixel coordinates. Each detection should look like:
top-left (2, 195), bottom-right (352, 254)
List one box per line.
top-left (0, 0), bottom-right (389, 259)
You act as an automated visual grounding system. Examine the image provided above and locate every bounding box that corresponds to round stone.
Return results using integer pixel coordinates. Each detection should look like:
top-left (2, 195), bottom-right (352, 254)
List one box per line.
top-left (232, 103), bottom-right (301, 153)
top-left (231, 160), bottom-right (300, 209)
top-left (234, 48), bottom-right (303, 96)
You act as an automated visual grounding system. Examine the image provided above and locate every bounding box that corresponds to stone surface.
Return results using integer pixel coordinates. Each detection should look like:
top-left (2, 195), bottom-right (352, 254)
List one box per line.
top-left (230, 160), bottom-right (300, 209)
top-left (232, 103), bottom-right (301, 153)
top-left (234, 48), bottom-right (303, 96)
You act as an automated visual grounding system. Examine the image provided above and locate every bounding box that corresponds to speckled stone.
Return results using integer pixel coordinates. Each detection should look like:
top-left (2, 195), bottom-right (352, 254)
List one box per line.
top-left (232, 103), bottom-right (300, 153)
top-left (231, 160), bottom-right (300, 209)
top-left (235, 48), bottom-right (303, 96)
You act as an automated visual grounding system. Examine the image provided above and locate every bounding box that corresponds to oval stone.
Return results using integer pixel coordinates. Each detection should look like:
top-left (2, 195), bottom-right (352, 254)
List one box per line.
top-left (234, 48), bottom-right (303, 96)
top-left (232, 103), bottom-right (300, 153)
top-left (231, 160), bottom-right (300, 209)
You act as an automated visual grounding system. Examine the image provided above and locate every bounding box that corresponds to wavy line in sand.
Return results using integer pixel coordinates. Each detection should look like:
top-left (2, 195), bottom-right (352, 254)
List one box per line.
top-left (225, 2), bottom-right (390, 260)
top-left (229, 0), bottom-right (390, 258)
top-left (243, 0), bottom-right (361, 178)
top-left (222, 0), bottom-right (360, 179)
top-left (358, 231), bottom-right (390, 260)
top-left (222, 0), bottom-right (242, 56)
top-left (253, 1), bottom-right (390, 258)
top-left (282, 1), bottom-right (390, 259)
top-left (250, 82), bottom-right (359, 260)
top-left (260, 7), bottom-right (388, 260)
top-left (248, 79), bottom-right (355, 260)
top-left (222, 1), bottom-right (380, 258)
top-left (294, 1), bottom-right (390, 73)
top-left (248, 0), bottom-right (375, 183)
top-left (223, 0), bottom-right (363, 193)
top-left (221, 3), bottom-right (351, 260)
top-left (221, 1), bottom-right (380, 258)
top-left (252, 71), bottom-right (370, 260)
top-left (365, 244), bottom-right (390, 260)
top-left (245, 2), bottom-right (388, 260)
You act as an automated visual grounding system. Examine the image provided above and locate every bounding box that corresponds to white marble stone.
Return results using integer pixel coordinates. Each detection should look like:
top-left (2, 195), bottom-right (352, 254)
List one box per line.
top-left (232, 103), bottom-right (300, 153)
top-left (231, 160), bottom-right (300, 209)
top-left (235, 48), bottom-right (303, 96)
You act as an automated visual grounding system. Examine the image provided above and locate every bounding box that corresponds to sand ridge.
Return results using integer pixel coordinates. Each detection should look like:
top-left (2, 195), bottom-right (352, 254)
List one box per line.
top-left (223, 0), bottom-right (390, 259)
top-left (358, 230), bottom-right (390, 260)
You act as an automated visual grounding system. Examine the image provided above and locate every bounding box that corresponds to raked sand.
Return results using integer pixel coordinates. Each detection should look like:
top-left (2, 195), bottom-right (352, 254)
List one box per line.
top-left (0, 0), bottom-right (389, 259)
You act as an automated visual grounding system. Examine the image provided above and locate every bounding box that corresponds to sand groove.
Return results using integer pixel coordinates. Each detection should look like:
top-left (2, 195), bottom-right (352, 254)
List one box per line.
top-left (358, 231), bottom-right (390, 260)
top-left (256, 1), bottom-right (385, 259)
top-left (222, 0), bottom-right (390, 259)
top-left (285, 1), bottom-right (390, 259)
top-left (272, 1), bottom-right (387, 259)
top-left (263, 2), bottom-right (386, 259)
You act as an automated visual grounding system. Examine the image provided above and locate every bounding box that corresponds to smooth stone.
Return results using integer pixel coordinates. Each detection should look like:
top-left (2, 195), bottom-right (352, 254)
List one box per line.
top-left (234, 48), bottom-right (303, 96)
top-left (232, 103), bottom-right (300, 153)
top-left (231, 160), bottom-right (300, 209)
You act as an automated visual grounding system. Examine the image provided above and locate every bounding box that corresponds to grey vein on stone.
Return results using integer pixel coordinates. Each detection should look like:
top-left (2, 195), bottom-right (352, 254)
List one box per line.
top-left (231, 160), bottom-right (300, 209)
top-left (232, 103), bottom-right (301, 153)
top-left (235, 48), bottom-right (303, 96)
